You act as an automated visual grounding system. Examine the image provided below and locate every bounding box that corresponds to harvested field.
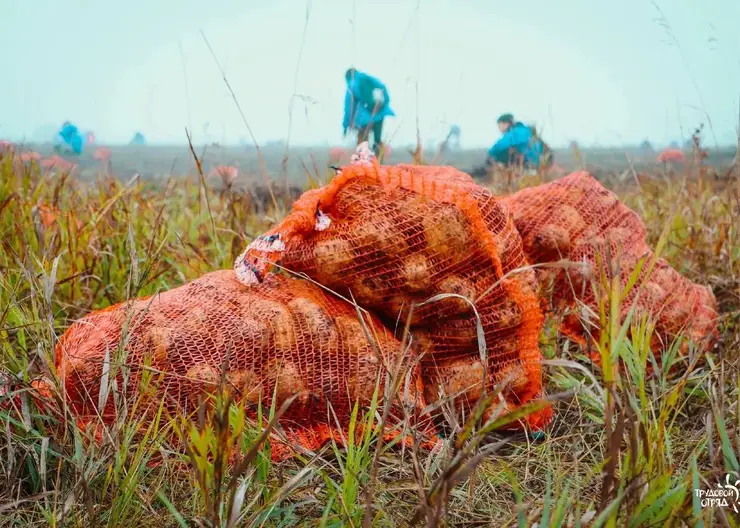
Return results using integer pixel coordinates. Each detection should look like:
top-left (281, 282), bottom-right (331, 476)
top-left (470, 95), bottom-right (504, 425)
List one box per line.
top-left (0, 143), bottom-right (738, 527)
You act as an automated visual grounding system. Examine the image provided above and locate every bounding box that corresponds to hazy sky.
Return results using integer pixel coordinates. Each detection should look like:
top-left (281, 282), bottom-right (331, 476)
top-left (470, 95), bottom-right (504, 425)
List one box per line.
top-left (1, 0), bottom-right (739, 148)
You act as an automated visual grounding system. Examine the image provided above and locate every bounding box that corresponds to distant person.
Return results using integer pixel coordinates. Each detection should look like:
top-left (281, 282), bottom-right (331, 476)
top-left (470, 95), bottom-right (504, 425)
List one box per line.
top-left (130, 132), bottom-right (146, 146)
top-left (438, 124), bottom-right (461, 155)
top-left (484, 114), bottom-right (552, 169)
top-left (54, 121), bottom-right (84, 155)
top-left (342, 68), bottom-right (395, 155)
top-left (447, 124), bottom-right (461, 149)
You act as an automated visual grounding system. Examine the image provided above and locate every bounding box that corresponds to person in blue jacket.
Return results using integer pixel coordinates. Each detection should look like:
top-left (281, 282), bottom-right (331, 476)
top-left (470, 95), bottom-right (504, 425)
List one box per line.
top-left (54, 121), bottom-right (84, 155)
top-left (130, 132), bottom-right (146, 146)
top-left (342, 68), bottom-right (395, 155)
top-left (485, 113), bottom-right (551, 168)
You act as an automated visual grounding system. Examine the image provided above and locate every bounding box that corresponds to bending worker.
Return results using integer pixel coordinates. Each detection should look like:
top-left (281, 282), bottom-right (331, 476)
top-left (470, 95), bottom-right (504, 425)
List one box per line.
top-left (342, 68), bottom-right (395, 155)
top-left (485, 113), bottom-right (552, 169)
top-left (54, 121), bottom-right (85, 155)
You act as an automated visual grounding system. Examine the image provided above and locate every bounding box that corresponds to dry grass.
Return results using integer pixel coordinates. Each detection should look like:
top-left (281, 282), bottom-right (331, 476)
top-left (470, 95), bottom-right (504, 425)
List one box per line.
top-left (0, 145), bottom-right (738, 527)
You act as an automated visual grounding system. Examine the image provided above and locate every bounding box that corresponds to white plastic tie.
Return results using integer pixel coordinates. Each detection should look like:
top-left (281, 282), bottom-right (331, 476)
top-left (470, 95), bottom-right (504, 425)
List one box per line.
top-left (233, 249), bottom-right (260, 285)
top-left (315, 209), bottom-right (331, 231)
top-left (246, 236), bottom-right (285, 253)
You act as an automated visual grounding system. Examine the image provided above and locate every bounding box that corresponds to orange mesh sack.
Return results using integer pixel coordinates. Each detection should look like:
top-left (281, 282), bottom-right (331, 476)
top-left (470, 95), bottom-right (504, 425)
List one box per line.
top-left (235, 159), bottom-right (550, 429)
top-left (502, 171), bottom-right (718, 358)
top-left (55, 270), bottom-right (425, 458)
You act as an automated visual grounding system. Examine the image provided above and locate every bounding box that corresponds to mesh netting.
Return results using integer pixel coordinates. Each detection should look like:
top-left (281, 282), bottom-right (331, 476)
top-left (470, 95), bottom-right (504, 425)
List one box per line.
top-left (235, 161), bottom-right (550, 428)
top-left (55, 270), bottom-right (425, 457)
top-left (52, 159), bottom-right (722, 456)
top-left (502, 171), bottom-right (718, 357)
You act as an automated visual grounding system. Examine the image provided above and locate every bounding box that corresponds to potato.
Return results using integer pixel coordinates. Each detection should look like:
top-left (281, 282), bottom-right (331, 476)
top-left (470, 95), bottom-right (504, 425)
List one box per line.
top-left (495, 228), bottom-right (522, 263)
top-left (146, 327), bottom-right (170, 365)
top-left (178, 306), bottom-right (234, 352)
top-left (575, 235), bottom-right (606, 251)
top-left (577, 225), bottom-right (601, 241)
top-left (594, 189), bottom-right (619, 211)
top-left (563, 260), bottom-right (594, 295)
top-left (604, 227), bottom-right (633, 248)
top-left (348, 276), bottom-right (386, 307)
top-left (410, 330), bottom-right (436, 357)
top-left (696, 285), bottom-right (715, 307)
top-left (65, 355), bottom-right (97, 383)
top-left (289, 297), bottom-right (339, 352)
top-left (288, 297), bottom-right (333, 334)
top-left (499, 338), bottom-right (524, 358)
top-left (435, 276), bottom-right (477, 315)
top-left (314, 237), bottom-right (355, 281)
top-left (353, 216), bottom-right (402, 253)
top-left (660, 299), bottom-right (691, 327)
top-left (419, 322), bottom-right (479, 356)
top-left (403, 253), bottom-right (431, 291)
top-left (226, 369), bottom-right (263, 403)
top-left (183, 364), bottom-right (224, 410)
top-left (256, 300), bottom-right (296, 351)
top-left (693, 303), bottom-right (716, 331)
top-left (422, 209), bottom-right (471, 263)
top-left (172, 305), bottom-right (211, 339)
top-left (677, 338), bottom-right (692, 356)
top-left (552, 205), bottom-right (587, 235)
top-left (651, 266), bottom-right (680, 289)
top-left (423, 358), bottom-right (486, 406)
top-left (190, 306), bottom-right (210, 323)
top-left (642, 281), bottom-right (667, 308)
top-left (686, 327), bottom-right (712, 350)
top-left (527, 224), bottom-right (571, 260)
top-left (266, 359), bottom-right (308, 403)
top-left (508, 204), bottom-right (527, 225)
top-left (185, 364), bottom-right (220, 392)
top-left (334, 315), bottom-right (378, 359)
top-left (520, 269), bottom-right (540, 296)
top-left (562, 186), bottom-right (587, 204)
top-left (496, 303), bottom-right (522, 329)
top-left (384, 295), bottom-right (414, 324)
top-left (347, 369), bottom-right (382, 403)
top-left (552, 205), bottom-right (588, 236)
top-left (494, 362), bottom-right (528, 392)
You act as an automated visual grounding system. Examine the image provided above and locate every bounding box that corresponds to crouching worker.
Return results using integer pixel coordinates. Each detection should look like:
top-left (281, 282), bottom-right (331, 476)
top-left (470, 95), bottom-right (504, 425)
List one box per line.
top-left (478, 114), bottom-right (552, 175)
top-left (342, 68), bottom-right (395, 156)
top-left (54, 121), bottom-right (85, 155)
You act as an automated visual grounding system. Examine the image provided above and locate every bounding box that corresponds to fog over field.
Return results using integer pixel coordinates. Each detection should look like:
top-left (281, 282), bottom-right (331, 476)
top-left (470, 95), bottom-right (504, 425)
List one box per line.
top-left (2, 0), bottom-right (739, 150)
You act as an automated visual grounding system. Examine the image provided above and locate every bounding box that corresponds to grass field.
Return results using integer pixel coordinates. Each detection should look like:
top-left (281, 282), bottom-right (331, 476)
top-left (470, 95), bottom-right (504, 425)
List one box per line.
top-left (0, 143), bottom-right (738, 527)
